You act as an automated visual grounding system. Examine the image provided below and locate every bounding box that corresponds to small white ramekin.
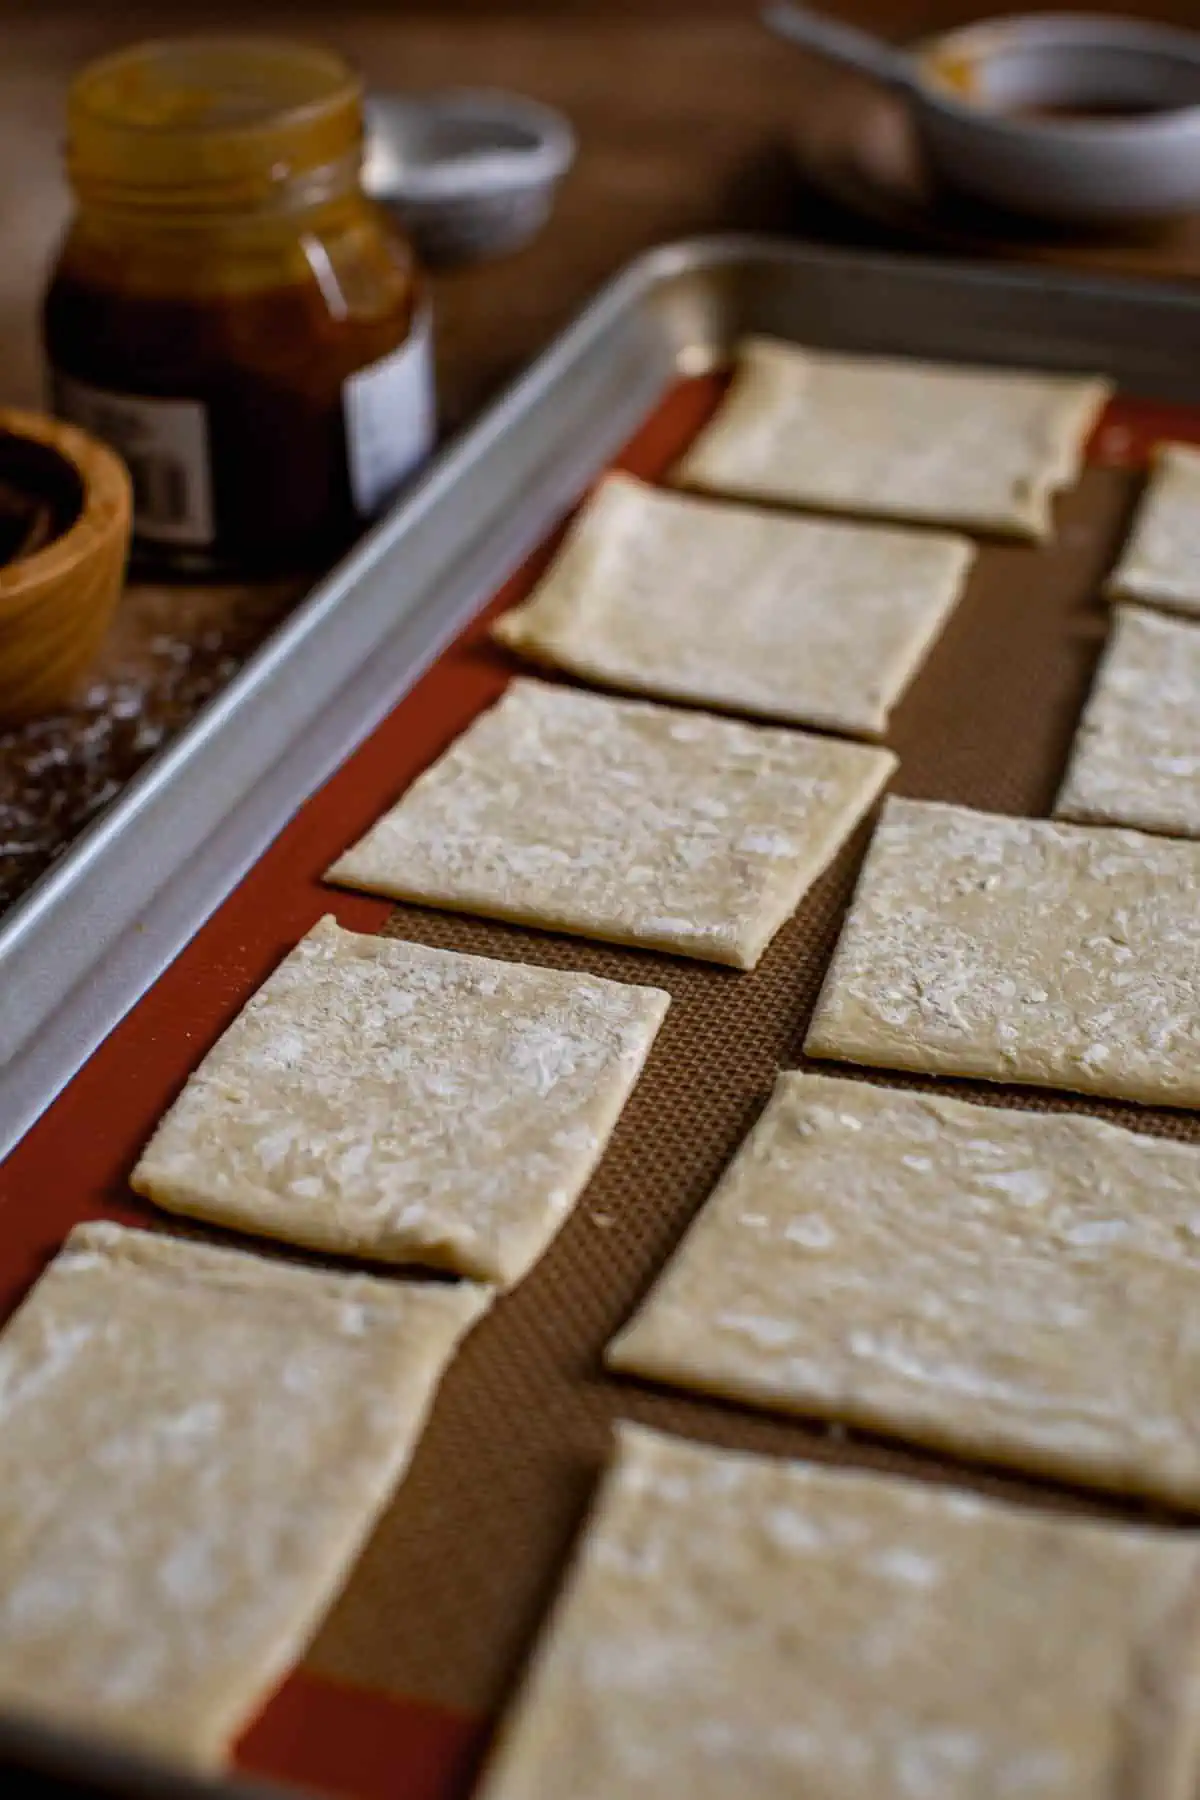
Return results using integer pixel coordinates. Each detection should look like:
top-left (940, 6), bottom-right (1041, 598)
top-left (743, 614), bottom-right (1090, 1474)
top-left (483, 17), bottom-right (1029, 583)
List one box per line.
top-left (363, 88), bottom-right (577, 266)
top-left (913, 13), bottom-right (1200, 224)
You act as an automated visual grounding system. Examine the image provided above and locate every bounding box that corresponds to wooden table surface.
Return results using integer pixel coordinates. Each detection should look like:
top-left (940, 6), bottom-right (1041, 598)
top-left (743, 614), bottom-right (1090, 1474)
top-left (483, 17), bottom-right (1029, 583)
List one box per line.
top-left (7, 0), bottom-right (1200, 428)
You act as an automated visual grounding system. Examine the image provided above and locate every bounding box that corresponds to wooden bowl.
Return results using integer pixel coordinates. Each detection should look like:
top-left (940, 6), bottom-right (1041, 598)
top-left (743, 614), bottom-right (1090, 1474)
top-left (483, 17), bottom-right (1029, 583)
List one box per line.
top-left (0, 408), bottom-right (132, 721)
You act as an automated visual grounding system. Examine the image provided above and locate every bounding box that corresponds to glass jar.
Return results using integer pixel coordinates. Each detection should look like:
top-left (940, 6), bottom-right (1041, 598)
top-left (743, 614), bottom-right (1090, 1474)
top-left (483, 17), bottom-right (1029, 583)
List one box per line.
top-left (43, 37), bottom-right (433, 575)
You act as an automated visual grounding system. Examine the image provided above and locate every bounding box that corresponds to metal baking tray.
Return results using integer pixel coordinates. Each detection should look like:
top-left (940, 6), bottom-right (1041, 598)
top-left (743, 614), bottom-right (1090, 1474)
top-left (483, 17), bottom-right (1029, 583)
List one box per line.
top-left (5, 234), bottom-right (1200, 1161)
top-left (4, 236), bottom-right (1200, 1798)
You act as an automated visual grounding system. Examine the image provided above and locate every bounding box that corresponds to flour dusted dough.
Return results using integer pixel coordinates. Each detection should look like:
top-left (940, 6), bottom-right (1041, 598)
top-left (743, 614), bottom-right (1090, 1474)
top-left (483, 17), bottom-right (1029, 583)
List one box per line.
top-left (133, 916), bottom-right (668, 1287)
top-left (326, 679), bottom-right (896, 969)
top-left (494, 473), bottom-right (974, 739)
top-left (0, 1222), bottom-right (488, 1769)
top-left (479, 1424), bottom-right (1200, 1800)
top-left (610, 1072), bottom-right (1200, 1504)
top-left (1109, 443), bottom-right (1200, 618)
top-left (805, 797), bottom-right (1200, 1108)
top-left (1056, 605), bottom-right (1200, 839)
top-left (674, 336), bottom-right (1110, 539)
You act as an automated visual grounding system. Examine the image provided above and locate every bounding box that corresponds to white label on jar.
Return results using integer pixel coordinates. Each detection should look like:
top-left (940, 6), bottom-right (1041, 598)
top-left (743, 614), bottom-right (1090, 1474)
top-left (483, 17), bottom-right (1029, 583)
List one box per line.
top-left (51, 371), bottom-right (215, 548)
top-left (343, 306), bottom-right (436, 517)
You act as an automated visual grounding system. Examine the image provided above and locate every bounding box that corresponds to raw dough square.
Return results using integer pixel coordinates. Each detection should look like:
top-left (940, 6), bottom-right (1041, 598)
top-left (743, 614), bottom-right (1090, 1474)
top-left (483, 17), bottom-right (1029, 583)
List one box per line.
top-left (0, 1222), bottom-right (488, 1769)
top-left (805, 797), bottom-right (1200, 1108)
top-left (1108, 442), bottom-right (1200, 618)
top-left (133, 915), bottom-right (669, 1287)
top-left (494, 473), bottom-right (975, 739)
top-left (674, 336), bottom-right (1111, 539)
top-left (609, 1072), bottom-right (1200, 1505)
top-left (1056, 605), bottom-right (1200, 839)
top-left (326, 679), bottom-right (896, 969)
top-left (478, 1423), bottom-right (1200, 1800)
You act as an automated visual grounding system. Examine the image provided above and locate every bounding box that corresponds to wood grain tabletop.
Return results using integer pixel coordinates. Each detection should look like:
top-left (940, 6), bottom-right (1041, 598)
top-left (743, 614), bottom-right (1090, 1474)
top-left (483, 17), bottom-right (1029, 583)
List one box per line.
top-left (4, 0), bottom-right (1198, 914)
top-left (7, 0), bottom-right (1200, 427)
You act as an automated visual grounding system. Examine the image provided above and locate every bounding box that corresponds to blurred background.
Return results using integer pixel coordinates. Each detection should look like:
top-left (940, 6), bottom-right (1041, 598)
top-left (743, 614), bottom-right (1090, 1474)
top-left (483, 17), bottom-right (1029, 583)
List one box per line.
top-left (6, 0), bottom-right (1200, 894)
top-left (9, 0), bottom-right (1199, 430)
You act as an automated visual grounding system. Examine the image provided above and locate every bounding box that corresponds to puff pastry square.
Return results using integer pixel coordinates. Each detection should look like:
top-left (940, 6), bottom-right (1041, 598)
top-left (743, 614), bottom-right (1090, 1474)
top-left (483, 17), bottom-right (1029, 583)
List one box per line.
top-left (479, 1424), bottom-right (1200, 1800)
top-left (0, 1223), bottom-right (488, 1768)
top-left (674, 336), bottom-right (1110, 539)
top-left (133, 916), bottom-right (669, 1286)
top-left (1108, 443), bottom-right (1200, 618)
top-left (805, 797), bottom-right (1200, 1108)
top-left (1056, 605), bottom-right (1200, 839)
top-left (610, 1072), bottom-right (1200, 1505)
top-left (326, 679), bottom-right (896, 969)
top-left (495, 473), bottom-right (974, 738)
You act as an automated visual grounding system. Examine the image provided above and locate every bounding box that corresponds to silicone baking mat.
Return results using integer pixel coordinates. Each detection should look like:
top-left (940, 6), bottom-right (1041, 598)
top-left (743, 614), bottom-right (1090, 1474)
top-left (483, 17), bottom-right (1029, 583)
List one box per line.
top-left (2, 374), bottom-right (1199, 1800)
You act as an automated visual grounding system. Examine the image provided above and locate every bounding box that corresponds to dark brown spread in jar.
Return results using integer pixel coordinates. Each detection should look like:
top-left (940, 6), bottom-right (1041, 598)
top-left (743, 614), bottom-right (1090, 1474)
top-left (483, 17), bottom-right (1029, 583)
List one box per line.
top-left (44, 37), bottom-right (434, 576)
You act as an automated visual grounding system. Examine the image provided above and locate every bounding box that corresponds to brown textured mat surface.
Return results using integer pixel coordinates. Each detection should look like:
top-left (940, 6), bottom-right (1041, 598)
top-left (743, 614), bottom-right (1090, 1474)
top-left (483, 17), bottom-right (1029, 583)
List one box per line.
top-left (294, 391), bottom-right (1200, 1721)
top-left (5, 371), bottom-right (1197, 1782)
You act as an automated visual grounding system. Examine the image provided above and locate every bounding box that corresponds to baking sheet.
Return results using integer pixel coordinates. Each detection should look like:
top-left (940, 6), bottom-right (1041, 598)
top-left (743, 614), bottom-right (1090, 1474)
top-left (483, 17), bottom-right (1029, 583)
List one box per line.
top-left (4, 238), bottom-right (1200, 1799)
top-left (9, 236), bottom-right (1200, 1163)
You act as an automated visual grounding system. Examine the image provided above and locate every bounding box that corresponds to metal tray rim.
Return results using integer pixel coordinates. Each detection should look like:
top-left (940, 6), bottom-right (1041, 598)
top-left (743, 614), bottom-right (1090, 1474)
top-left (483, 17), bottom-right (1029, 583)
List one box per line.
top-left (5, 230), bottom-right (1200, 1165)
top-left (11, 228), bottom-right (1200, 985)
top-left (6, 227), bottom-right (1200, 1794)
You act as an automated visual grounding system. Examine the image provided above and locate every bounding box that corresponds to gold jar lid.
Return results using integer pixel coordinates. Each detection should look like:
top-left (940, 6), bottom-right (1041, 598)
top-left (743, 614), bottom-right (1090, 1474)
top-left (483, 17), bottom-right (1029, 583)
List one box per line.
top-left (66, 36), bottom-right (363, 211)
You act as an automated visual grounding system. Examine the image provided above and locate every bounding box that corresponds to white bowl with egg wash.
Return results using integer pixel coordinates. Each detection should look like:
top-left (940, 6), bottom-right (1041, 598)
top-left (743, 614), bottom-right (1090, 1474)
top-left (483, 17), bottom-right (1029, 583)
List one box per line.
top-left (914, 13), bottom-right (1200, 223)
top-left (766, 5), bottom-right (1200, 225)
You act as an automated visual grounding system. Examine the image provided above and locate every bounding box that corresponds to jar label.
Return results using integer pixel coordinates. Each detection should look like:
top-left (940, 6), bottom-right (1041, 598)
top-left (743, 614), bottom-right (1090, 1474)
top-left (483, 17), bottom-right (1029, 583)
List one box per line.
top-left (343, 306), bottom-right (436, 517)
top-left (51, 372), bottom-right (215, 549)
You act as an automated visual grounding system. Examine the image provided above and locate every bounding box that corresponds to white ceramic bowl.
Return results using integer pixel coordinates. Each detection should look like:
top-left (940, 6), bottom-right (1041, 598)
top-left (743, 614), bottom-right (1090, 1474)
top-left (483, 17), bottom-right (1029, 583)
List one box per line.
top-left (363, 88), bottom-right (576, 266)
top-left (913, 14), bottom-right (1200, 223)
